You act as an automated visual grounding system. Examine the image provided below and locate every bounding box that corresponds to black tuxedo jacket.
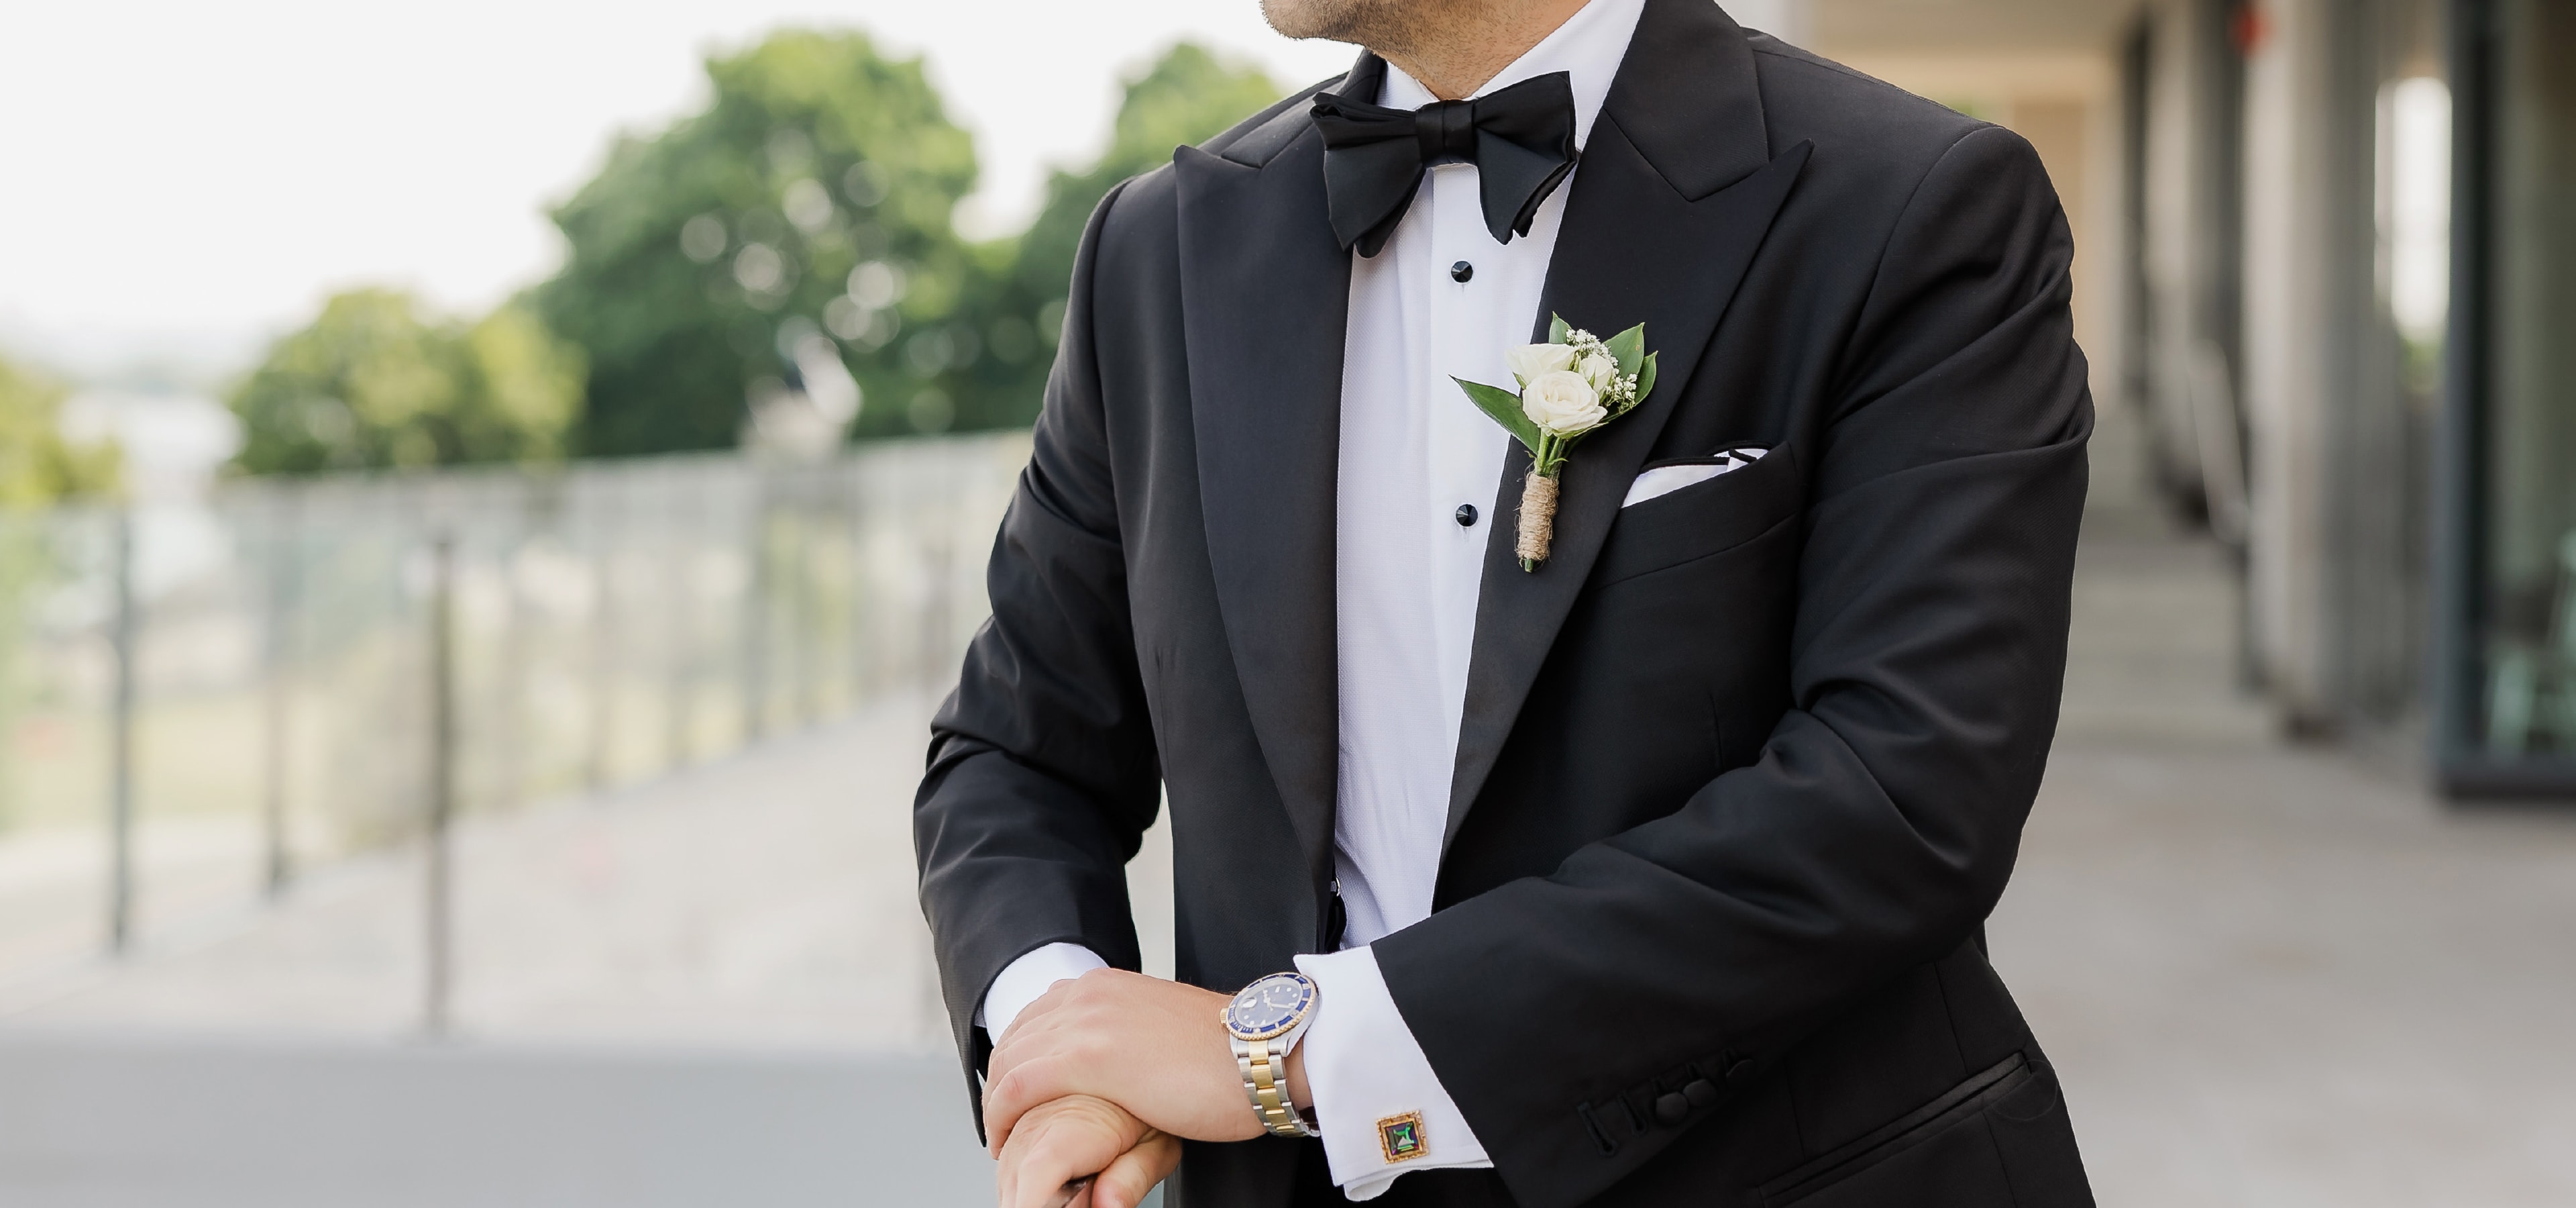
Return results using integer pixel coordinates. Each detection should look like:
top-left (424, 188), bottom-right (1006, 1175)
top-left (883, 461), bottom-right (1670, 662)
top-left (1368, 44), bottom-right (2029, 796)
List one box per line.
top-left (915, 3), bottom-right (2094, 1205)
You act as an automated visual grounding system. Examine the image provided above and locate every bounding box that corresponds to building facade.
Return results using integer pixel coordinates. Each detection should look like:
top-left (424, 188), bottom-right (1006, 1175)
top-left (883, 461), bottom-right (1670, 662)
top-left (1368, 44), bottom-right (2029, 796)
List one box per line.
top-left (1800, 0), bottom-right (2573, 793)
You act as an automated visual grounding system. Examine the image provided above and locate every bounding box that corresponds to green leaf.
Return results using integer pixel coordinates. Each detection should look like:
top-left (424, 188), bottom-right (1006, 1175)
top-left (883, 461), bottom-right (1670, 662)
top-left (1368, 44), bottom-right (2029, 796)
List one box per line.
top-left (1548, 313), bottom-right (1572, 345)
top-left (1454, 377), bottom-right (1543, 452)
top-left (1633, 350), bottom-right (1658, 408)
top-left (1604, 323), bottom-right (1647, 379)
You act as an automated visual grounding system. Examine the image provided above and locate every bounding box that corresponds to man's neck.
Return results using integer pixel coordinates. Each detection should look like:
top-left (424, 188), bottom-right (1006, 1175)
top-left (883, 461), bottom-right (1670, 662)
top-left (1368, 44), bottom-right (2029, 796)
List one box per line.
top-left (1371, 0), bottom-right (1595, 101)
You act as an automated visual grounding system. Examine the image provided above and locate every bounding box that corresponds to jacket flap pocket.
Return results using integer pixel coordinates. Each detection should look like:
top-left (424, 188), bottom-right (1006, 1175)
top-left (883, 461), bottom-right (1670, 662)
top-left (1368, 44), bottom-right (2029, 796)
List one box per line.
top-left (1759, 1053), bottom-right (2033, 1206)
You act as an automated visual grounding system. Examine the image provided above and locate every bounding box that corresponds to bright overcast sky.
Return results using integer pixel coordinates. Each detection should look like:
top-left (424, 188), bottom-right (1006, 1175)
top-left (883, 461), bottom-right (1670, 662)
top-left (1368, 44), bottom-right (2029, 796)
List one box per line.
top-left (0, 0), bottom-right (1360, 379)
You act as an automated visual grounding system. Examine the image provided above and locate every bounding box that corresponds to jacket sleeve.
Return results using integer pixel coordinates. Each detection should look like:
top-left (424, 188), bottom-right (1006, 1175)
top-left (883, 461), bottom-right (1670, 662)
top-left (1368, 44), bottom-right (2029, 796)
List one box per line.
top-left (1372, 125), bottom-right (2093, 1207)
top-left (913, 179), bottom-right (1162, 1131)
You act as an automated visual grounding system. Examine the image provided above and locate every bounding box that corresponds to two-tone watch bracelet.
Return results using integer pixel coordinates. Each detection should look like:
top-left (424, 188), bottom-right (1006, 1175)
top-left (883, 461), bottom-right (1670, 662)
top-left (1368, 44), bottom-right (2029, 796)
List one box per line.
top-left (1236, 1034), bottom-right (1317, 1138)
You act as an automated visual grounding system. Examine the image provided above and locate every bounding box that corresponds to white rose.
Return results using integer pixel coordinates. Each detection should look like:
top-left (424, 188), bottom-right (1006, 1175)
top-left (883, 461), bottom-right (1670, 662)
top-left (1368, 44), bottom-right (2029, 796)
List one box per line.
top-left (1576, 351), bottom-right (1621, 394)
top-left (1504, 342), bottom-right (1577, 387)
top-left (1521, 369), bottom-right (1607, 437)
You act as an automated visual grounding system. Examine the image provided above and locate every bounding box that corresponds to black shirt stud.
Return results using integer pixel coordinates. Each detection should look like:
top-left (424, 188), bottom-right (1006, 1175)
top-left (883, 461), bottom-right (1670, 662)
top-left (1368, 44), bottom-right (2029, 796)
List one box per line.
top-left (1450, 260), bottom-right (1474, 283)
top-left (1455, 503), bottom-right (1479, 527)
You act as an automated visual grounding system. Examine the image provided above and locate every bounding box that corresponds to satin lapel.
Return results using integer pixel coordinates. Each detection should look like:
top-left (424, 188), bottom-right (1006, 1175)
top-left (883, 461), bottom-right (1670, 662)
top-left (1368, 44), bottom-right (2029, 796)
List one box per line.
top-left (1442, 0), bottom-right (1813, 850)
top-left (1175, 123), bottom-right (1352, 887)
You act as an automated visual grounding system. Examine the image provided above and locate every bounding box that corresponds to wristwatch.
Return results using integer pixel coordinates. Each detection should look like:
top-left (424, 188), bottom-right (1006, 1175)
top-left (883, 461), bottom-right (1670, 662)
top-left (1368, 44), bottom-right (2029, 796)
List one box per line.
top-left (1222, 971), bottom-right (1320, 1138)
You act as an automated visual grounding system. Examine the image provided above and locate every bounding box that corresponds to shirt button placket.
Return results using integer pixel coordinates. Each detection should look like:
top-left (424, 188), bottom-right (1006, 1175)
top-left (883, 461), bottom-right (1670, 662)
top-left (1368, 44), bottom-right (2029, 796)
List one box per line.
top-left (1432, 169), bottom-right (1466, 539)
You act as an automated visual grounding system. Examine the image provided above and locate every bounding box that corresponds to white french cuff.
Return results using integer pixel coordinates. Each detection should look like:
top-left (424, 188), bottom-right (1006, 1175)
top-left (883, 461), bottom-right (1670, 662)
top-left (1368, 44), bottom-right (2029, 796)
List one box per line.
top-left (975, 941), bottom-right (1106, 1036)
top-left (1293, 946), bottom-right (1493, 1199)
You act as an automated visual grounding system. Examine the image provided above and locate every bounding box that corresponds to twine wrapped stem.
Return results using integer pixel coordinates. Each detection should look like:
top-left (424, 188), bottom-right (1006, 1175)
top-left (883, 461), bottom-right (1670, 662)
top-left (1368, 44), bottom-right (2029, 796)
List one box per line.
top-left (1515, 468), bottom-right (1560, 570)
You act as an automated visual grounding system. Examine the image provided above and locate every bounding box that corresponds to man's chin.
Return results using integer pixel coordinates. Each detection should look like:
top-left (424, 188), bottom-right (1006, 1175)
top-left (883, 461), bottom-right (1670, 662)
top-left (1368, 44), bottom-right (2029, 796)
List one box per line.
top-left (1258, 0), bottom-right (1379, 45)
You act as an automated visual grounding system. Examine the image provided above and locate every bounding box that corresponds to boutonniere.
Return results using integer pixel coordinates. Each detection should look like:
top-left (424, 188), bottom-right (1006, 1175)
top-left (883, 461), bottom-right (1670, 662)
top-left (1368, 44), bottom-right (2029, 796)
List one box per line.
top-left (1453, 315), bottom-right (1659, 571)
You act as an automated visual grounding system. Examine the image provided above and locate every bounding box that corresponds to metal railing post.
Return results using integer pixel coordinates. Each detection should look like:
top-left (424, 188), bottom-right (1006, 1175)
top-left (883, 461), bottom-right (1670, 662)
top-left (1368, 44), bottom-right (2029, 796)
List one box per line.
top-left (106, 506), bottom-right (138, 954)
top-left (261, 489), bottom-right (298, 898)
top-left (921, 513), bottom-right (953, 694)
top-left (663, 477), bottom-right (694, 770)
top-left (855, 456), bottom-right (885, 700)
top-left (794, 477), bottom-right (820, 726)
top-left (494, 489), bottom-right (530, 813)
top-left (742, 475), bottom-right (770, 744)
top-left (424, 531), bottom-right (458, 1037)
top-left (588, 513), bottom-right (616, 790)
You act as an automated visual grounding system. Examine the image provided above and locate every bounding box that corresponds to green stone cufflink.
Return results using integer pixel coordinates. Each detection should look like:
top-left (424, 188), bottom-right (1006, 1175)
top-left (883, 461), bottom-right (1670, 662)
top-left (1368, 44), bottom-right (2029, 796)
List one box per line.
top-left (1377, 1111), bottom-right (1428, 1164)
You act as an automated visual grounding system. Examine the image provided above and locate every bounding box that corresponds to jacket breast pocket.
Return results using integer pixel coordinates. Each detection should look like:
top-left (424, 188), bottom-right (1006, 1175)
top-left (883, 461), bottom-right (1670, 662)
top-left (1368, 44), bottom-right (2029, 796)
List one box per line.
top-left (1591, 442), bottom-right (1802, 587)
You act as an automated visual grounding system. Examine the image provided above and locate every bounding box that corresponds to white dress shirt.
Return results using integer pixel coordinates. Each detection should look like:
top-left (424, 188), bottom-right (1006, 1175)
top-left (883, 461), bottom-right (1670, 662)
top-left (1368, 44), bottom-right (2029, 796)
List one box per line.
top-left (980, 0), bottom-right (1648, 1197)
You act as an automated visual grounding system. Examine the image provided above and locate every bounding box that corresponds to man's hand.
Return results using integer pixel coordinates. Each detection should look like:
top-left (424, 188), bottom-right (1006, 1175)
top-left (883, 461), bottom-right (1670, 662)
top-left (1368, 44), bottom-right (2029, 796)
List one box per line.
top-left (996, 1094), bottom-right (1179, 1208)
top-left (985, 968), bottom-right (1307, 1152)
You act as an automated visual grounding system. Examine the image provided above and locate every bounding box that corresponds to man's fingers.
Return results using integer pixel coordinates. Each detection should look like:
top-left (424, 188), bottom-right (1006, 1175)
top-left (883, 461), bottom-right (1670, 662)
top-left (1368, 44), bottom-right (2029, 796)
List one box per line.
top-left (987, 1095), bottom-right (1021, 1161)
top-left (1006, 1156), bottom-right (1087, 1208)
top-left (984, 1054), bottom-right (1079, 1151)
top-left (996, 1095), bottom-right (1149, 1208)
top-left (987, 1097), bottom-right (1018, 1160)
top-left (1091, 1133), bottom-right (1181, 1208)
top-left (1005, 1123), bottom-right (1103, 1208)
top-left (984, 1056), bottom-right (1053, 1156)
top-left (995, 1137), bottom-right (1013, 1206)
top-left (984, 1013), bottom-right (1075, 1138)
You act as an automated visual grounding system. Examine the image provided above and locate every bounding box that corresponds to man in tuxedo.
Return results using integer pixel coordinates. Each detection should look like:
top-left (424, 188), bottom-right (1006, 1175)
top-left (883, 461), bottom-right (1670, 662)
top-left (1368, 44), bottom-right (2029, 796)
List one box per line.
top-left (914, 0), bottom-right (2095, 1204)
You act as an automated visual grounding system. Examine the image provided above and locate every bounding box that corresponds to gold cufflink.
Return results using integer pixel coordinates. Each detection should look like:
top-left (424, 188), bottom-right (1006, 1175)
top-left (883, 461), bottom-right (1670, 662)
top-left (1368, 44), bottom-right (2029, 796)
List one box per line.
top-left (1377, 1111), bottom-right (1428, 1163)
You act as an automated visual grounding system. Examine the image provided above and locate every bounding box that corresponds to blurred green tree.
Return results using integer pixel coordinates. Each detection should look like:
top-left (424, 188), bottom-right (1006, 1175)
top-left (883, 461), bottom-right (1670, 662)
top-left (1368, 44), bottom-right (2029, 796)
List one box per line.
top-left (947, 45), bottom-right (1283, 434)
top-left (0, 354), bottom-right (119, 507)
top-left (535, 30), bottom-right (979, 453)
top-left (227, 289), bottom-right (584, 474)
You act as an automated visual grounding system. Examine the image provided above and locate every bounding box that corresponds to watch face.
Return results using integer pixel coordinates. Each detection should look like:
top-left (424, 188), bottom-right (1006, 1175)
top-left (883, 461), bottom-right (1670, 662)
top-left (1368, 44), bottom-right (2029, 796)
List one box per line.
top-left (1226, 972), bottom-right (1314, 1040)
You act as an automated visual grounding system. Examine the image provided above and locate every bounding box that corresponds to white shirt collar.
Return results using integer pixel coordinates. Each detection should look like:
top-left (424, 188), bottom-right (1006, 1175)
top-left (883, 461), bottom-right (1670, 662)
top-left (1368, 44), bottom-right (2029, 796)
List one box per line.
top-left (1375, 0), bottom-right (1648, 152)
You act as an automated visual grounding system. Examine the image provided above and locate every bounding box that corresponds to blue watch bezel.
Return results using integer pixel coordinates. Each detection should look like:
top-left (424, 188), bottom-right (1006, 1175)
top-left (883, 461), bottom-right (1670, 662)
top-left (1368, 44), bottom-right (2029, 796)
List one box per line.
top-left (1224, 971), bottom-right (1317, 1042)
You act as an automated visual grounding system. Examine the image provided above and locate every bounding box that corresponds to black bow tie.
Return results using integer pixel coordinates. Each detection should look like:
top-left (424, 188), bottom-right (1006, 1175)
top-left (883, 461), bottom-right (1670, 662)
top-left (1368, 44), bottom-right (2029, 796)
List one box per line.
top-left (1311, 70), bottom-right (1579, 258)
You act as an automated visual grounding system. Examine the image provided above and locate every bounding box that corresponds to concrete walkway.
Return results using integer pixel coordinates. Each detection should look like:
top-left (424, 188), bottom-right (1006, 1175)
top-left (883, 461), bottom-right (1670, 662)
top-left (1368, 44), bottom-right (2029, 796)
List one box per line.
top-left (1, 511), bottom-right (2572, 1207)
top-left (1994, 513), bottom-right (2576, 1207)
top-left (0, 694), bottom-right (1020, 1206)
top-left (0, 1036), bottom-right (987, 1208)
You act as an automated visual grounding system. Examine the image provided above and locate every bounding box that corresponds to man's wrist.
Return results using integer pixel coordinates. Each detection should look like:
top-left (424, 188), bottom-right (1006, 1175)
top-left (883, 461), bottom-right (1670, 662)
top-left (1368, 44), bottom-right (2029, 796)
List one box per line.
top-left (1225, 971), bottom-right (1323, 1137)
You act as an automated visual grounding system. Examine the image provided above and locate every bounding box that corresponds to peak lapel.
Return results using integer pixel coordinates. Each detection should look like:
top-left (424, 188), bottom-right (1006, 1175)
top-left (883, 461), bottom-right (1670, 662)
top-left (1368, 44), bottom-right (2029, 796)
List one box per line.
top-left (1443, 0), bottom-right (1813, 852)
top-left (1175, 111), bottom-right (1354, 889)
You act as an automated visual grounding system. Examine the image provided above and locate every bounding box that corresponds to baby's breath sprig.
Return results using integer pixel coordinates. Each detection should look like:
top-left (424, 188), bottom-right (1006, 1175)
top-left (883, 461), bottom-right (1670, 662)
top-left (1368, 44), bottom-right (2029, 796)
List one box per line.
top-left (1562, 328), bottom-right (1642, 413)
top-left (1602, 370), bottom-right (1641, 413)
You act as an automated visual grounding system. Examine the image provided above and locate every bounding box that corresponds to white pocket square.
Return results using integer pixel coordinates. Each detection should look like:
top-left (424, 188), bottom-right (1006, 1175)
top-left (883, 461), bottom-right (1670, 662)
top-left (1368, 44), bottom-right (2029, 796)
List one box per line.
top-left (1622, 447), bottom-right (1770, 508)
